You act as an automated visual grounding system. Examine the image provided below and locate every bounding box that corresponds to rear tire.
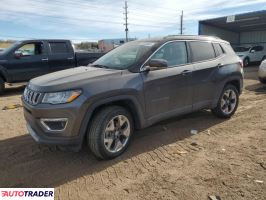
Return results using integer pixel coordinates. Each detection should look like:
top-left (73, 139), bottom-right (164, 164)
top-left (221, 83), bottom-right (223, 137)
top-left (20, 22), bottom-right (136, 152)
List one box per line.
top-left (87, 106), bottom-right (133, 160)
top-left (243, 57), bottom-right (249, 67)
top-left (0, 77), bottom-right (5, 95)
top-left (212, 84), bottom-right (239, 118)
top-left (259, 78), bottom-right (266, 84)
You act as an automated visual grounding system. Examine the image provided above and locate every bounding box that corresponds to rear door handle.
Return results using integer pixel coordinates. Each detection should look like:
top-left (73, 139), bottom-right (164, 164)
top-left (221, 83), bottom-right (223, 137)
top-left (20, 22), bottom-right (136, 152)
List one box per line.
top-left (67, 57), bottom-right (74, 60)
top-left (41, 58), bottom-right (48, 61)
top-left (181, 70), bottom-right (192, 76)
top-left (217, 63), bottom-right (224, 68)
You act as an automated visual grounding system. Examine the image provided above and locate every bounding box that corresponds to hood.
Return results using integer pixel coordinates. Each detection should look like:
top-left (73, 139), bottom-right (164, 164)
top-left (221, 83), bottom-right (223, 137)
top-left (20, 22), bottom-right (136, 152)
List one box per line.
top-left (28, 66), bottom-right (123, 92)
top-left (236, 52), bottom-right (248, 58)
top-left (0, 53), bottom-right (5, 59)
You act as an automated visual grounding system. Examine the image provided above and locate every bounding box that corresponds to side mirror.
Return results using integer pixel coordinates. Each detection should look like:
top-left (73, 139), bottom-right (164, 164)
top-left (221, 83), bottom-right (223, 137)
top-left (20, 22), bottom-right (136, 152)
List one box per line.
top-left (14, 52), bottom-right (22, 59)
top-left (250, 49), bottom-right (255, 53)
top-left (148, 59), bottom-right (168, 70)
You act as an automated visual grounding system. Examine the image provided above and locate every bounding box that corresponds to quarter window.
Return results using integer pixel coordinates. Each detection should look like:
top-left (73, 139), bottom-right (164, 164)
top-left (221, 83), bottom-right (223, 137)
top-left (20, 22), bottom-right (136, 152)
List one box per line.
top-left (49, 42), bottom-right (69, 54)
top-left (213, 43), bottom-right (225, 57)
top-left (151, 41), bottom-right (188, 67)
top-left (189, 41), bottom-right (215, 62)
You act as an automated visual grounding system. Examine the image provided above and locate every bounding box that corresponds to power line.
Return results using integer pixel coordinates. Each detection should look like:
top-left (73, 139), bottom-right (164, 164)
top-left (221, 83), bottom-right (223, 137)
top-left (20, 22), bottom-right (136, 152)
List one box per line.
top-left (127, 0), bottom-right (181, 13)
top-left (0, 10), bottom-right (177, 29)
top-left (10, 0), bottom-right (179, 20)
top-left (0, 0), bottom-right (183, 40)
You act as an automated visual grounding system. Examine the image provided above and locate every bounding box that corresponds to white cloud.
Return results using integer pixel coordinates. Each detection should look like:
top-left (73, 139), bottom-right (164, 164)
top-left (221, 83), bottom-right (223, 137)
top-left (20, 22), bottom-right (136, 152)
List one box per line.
top-left (0, 0), bottom-right (265, 39)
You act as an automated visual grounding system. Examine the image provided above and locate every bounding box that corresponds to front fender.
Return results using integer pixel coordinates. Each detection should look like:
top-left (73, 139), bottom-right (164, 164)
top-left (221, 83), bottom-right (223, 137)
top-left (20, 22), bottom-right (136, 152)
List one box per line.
top-left (0, 65), bottom-right (9, 82)
top-left (77, 94), bottom-right (146, 143)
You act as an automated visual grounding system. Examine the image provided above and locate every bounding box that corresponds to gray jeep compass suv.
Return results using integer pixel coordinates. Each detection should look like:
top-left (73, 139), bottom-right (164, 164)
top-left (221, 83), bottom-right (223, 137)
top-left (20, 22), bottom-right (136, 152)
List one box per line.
top-left (22, 35), bottom-right (244, 159)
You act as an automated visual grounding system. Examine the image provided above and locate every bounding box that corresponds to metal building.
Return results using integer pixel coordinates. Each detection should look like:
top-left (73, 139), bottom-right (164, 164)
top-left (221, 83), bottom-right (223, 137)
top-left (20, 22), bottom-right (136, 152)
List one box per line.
top-left (98, 38), bottom-right (135, 52)
top-left (199, 10), bottom-right (266, 46)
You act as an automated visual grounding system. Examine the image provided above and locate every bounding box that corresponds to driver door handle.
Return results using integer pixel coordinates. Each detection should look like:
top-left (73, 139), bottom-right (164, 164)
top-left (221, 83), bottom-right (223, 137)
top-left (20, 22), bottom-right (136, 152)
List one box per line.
top-left (181, 70), bottom-right (192, 76)
top-left (217, 63), bottom-right (224, 68)
top-left (42, 58), bottom-right (49, 61)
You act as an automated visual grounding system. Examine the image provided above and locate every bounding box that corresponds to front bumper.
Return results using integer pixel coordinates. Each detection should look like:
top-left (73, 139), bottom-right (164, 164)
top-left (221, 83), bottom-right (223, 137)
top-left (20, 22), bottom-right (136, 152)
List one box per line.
top-left (22, 96), bottom-right (88, 146)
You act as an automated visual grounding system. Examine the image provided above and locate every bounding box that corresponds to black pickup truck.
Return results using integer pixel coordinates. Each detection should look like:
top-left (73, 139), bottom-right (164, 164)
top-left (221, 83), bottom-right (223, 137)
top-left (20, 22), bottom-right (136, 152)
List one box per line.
top-left (0, 39), bottom-right (104, 94)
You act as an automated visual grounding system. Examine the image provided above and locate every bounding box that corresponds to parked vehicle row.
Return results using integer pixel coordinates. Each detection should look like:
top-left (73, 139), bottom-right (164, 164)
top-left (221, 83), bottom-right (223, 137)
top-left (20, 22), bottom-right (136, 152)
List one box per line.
top-left (0, 39), bottom-right (104, 94)
top-left (22, 35), bottom-right (244, 159)
top-left (234, 45), bottom-right (266, 67)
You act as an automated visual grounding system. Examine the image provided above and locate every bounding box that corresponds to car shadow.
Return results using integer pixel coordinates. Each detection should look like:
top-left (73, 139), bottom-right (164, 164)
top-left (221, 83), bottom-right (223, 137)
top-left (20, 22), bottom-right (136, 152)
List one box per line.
top-left (0, 85), bottom-right (25, 97)
top-left (245, 82), bottom-right (266, 94)
top-left (243, 65), bottom-right (259, 81)
top-left (0, 110), bottom-right (226, 188)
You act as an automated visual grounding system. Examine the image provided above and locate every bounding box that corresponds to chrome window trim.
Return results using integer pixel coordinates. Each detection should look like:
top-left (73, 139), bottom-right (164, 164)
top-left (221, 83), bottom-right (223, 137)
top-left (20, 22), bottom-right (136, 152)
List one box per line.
top-left (140, 39), bottom-right (222, 72)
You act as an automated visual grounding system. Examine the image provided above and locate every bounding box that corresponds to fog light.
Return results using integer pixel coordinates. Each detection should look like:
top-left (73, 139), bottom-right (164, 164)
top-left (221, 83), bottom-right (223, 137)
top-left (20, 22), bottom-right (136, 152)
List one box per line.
top-left (40, 118), bottom-right (68, 131)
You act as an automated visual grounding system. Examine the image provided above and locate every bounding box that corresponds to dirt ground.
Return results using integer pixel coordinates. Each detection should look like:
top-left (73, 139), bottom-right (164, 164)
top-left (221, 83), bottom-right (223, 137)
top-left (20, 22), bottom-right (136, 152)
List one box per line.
top-left (0, 66), bottom-right (265, 200)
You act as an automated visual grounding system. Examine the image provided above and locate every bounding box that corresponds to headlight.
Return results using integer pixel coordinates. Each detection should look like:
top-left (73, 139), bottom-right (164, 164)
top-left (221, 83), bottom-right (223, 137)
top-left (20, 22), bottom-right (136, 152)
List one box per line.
top-left (42, 90), bottom-right (82, 104)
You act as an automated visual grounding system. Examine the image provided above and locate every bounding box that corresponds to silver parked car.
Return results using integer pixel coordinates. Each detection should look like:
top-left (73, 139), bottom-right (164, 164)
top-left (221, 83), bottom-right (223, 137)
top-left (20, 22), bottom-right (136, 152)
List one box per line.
top-left (258, 59), bottom-right (266, 84)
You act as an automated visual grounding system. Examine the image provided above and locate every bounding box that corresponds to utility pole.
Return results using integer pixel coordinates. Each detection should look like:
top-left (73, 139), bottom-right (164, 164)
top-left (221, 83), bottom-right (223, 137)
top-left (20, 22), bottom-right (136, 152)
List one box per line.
top-left (180, 10), bottom-right (184, 35)
top-left (124, 1), bottom-right (129, 42)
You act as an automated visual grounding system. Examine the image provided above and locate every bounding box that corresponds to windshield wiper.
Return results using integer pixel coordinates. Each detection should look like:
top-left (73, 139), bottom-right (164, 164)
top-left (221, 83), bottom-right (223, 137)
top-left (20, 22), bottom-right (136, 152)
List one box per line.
top-left (89, 64), bottom-right (110, 69)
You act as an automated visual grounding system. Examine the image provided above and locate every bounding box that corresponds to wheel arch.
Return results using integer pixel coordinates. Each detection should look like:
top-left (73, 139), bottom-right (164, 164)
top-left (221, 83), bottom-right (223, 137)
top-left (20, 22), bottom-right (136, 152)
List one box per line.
top-left (244, 56), bottom-right (250, 61)
top-left (212, 76), bottom-right (243, 108)
top-left (0, 65), bottom-right (9, 82)
top-left (78, 95), bottom-right (146, 146)
top-left (89, 98), bottom-right (143, 130)
top-left (225, 79), bottom-right (241, 94)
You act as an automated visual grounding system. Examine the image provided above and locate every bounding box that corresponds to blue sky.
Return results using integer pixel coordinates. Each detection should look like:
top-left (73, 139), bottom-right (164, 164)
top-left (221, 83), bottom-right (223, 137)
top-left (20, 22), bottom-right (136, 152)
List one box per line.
top-left (0, 0), bottom-right (265, 43)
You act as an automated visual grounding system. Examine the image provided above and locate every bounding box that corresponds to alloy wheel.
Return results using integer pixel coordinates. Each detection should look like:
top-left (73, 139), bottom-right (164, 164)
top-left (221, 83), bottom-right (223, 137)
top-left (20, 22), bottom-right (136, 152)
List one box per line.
top-left (103, 115), bottom-right (131, 153)
top-left (220, 89), bottom-right (237, 115)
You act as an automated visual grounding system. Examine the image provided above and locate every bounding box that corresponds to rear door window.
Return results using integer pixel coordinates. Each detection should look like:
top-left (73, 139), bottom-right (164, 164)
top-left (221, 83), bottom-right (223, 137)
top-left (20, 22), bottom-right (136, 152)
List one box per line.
top-left (189, 41), bottom-right (215, 62)
top-left (49, 42), bottom-right (69, 54)
top-left (151, 41), bottom-right (188, 67)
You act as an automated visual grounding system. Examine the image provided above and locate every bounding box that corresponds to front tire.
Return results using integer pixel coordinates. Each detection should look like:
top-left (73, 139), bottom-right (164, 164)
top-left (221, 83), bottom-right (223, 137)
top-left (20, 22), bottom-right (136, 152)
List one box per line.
top-left (212, 84), bottom-right (239, 118)
top-left (0, 77), bottom-right (5, 95)
top-left (87, 106), bottom-right (133, 159)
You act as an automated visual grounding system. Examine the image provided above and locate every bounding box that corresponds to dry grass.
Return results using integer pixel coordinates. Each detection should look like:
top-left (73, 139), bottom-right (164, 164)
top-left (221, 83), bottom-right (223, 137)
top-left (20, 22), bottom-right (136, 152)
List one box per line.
top-left (0, 42), bottom-right (13, 48)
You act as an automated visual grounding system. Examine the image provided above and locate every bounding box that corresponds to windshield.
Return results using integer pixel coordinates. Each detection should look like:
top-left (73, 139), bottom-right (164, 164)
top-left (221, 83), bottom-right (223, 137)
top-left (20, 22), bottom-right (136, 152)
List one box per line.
top-left (93, 41), bottom-right (156, 70)
top-left (233, 46), bottom-right (250, 52)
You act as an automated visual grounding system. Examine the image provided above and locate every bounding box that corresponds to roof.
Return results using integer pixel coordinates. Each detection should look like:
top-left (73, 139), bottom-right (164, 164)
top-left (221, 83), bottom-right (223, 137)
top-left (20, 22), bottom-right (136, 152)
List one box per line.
top-left (18, 39), bottom-right (71, 43)
top-left (199, 10), bottom-right (266, 32)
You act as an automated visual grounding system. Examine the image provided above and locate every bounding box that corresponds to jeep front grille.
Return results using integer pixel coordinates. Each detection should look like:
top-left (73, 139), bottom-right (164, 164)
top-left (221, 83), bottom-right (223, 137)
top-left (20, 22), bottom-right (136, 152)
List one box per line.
top-left (23, 87), bottom-right (42, 105)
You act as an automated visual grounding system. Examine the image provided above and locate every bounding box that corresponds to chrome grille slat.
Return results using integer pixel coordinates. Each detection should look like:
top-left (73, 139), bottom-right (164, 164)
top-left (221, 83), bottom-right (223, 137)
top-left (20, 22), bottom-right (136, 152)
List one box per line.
top-left (23, 87), bottom-right (42, 105)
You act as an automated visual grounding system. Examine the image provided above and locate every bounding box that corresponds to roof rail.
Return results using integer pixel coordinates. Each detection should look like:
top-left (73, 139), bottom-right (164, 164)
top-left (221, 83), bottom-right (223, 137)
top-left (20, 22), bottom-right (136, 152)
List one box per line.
top-left (165, 35), bottom-right (221, 40)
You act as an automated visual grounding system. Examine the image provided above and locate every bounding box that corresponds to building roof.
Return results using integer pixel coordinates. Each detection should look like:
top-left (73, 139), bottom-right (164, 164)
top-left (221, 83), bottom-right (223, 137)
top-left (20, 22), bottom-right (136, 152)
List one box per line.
top-left (199, 10), bottom-right (266, 32)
